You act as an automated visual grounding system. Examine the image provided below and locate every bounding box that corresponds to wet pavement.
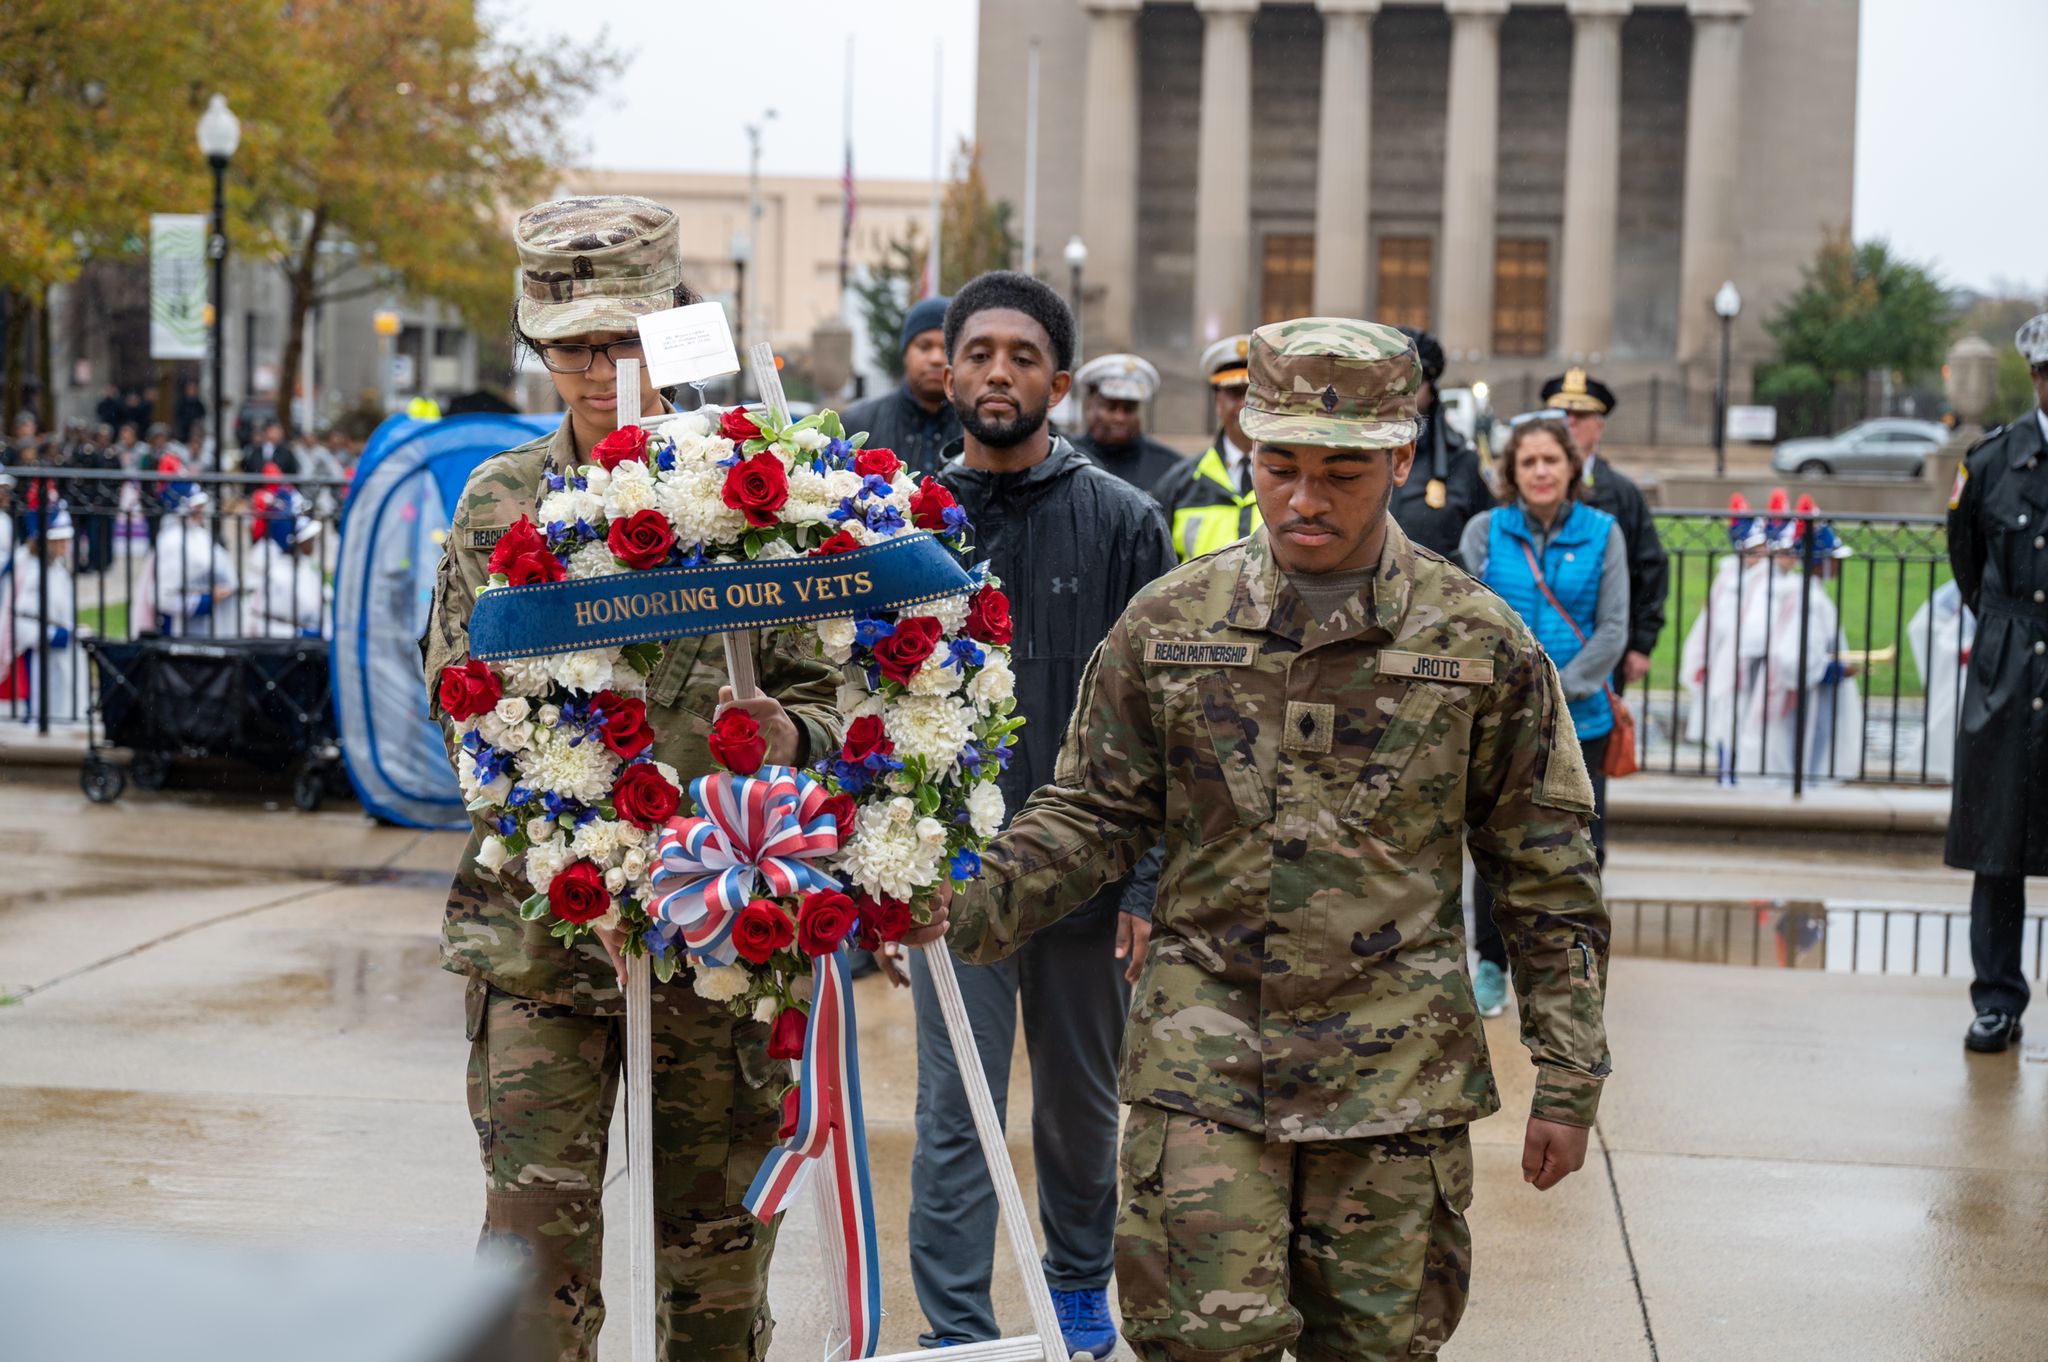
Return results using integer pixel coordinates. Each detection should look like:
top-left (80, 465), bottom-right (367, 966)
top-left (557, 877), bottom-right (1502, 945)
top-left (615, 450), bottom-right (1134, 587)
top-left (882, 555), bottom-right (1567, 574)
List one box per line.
top-left (3, 767), bottom-right (2046, 1360)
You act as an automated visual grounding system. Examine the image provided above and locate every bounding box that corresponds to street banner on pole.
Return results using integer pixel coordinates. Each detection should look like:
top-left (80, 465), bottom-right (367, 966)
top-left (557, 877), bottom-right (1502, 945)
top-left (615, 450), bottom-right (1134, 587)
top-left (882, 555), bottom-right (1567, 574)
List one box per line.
top-left (149, 214), bottom-right (208, 360)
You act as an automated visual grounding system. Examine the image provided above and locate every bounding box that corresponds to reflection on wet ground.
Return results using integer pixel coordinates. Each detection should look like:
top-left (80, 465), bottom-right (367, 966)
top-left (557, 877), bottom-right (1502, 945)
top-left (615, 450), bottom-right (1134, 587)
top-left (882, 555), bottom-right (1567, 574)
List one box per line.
top-left (4, 771), bottom-right (2047, 1357)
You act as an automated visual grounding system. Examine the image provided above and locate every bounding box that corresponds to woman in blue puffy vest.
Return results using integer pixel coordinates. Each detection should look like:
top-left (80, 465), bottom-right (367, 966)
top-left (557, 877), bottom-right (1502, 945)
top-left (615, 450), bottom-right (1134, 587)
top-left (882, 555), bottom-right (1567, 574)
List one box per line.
top-left (1456, 414), bottom-right (1630, 1017)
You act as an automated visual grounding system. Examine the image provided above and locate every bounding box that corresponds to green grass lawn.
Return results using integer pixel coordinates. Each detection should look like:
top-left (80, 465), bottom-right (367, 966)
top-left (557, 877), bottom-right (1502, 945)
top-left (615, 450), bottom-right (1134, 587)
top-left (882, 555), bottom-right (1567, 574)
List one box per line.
top-left (77, 600), bottom-right (129, 640)
top-left (1649, 517), bottom-right (1952, 701)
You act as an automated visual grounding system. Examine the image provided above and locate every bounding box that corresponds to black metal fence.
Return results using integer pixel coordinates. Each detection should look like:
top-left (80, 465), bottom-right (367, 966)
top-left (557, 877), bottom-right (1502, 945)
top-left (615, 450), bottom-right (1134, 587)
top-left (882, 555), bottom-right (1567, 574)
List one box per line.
top-left (1623, 509), bottom-right (1964, 791)
top-left (1612, 897), bottom-right (2047, 980)
top-left (1, 466), bottom-right (345, 734)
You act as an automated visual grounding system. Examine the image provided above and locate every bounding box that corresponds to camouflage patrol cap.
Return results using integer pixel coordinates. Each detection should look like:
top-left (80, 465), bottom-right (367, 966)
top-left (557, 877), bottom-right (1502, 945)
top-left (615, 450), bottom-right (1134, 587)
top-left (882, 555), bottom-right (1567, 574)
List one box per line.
top-left (515, 195), bottom-right (683, 341)
top-left (1238, 318), bottom-right (1421, 450)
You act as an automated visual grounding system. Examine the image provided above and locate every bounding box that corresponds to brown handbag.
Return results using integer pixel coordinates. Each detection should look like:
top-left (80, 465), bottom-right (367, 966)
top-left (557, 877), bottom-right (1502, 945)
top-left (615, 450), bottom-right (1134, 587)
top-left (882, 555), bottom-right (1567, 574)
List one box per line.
top-left (1516, 538), bottom-right (1639, 778)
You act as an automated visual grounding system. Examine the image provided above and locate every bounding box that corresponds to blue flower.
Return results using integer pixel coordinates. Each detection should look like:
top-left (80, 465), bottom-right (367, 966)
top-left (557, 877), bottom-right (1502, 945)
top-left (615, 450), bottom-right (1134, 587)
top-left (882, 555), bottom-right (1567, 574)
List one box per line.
top-left (825, 437), bottom-right (854, 461)
top-left (957, 742), bottom-right (985, 773)
top-left (864, 503), bottom-right (906, 534)
top-left (853, 616), bottom-right (897, 648)
top-left (507, 784), bottom-right (536, 807)
top-left (829, 759), bottom-right (871, 794)
top-left (942, 505), bottom-right (971, 535)
top-left (545, 472), bottom-right (566, 493)
top-left (829, 496), bottom-right (859, 524)
top-left (946, 638), bottom-right (985, 671)
top-left (859, 473), bottom-right (894, 499)
top-left (656, 447), bottom-right (676, 472)
top-left (494, 814), bottom-right (519, 837)
top-left (679, 544), bottom-right (706, 567)
top-left (950, 847), bottom-right (982, 879)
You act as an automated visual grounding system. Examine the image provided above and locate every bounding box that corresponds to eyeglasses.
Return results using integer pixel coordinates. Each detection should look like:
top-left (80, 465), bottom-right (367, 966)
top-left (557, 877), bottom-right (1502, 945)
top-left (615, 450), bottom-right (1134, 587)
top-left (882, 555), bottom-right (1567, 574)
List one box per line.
top-left (530, 337), bottom-right (647, 375)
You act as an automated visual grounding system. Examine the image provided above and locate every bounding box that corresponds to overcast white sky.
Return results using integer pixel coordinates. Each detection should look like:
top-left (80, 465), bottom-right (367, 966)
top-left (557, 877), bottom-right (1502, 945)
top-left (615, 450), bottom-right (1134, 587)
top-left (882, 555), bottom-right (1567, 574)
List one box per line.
top-left (493, 0), bottom-right (2043, 295)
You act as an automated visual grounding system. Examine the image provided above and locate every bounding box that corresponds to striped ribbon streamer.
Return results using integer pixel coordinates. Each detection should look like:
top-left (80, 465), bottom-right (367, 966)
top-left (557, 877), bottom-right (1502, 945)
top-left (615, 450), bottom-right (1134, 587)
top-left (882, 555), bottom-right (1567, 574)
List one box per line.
top-left (744, 947), bottom-right (883, 1358)
top-left (650, 767), bottom-right (840, 966)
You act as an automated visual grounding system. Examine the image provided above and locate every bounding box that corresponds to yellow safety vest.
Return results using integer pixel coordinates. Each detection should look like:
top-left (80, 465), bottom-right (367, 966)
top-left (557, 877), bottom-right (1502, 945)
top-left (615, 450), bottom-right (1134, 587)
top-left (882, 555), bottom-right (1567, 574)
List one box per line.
top-left (1168, 447), bottom-right (1262, 562)
top-left (407, 396), bottom-right (443, 421)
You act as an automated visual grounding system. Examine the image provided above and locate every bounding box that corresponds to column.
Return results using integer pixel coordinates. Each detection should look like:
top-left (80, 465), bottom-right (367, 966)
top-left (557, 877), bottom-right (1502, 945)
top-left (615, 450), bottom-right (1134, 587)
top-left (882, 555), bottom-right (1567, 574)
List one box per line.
top-left (1312, 0), bottom-right (1380, 317)
top-left (1676, 0), bottom-right (1750, 373)
top-left (1192, 0), bottom-right (1259, 347)
top-left (1437, 0), bottom-right (1509, 359)
top-left (1080, 0), bottom-right (1144, 351)
top-left (1556, 0), bottom-right (1631, 361)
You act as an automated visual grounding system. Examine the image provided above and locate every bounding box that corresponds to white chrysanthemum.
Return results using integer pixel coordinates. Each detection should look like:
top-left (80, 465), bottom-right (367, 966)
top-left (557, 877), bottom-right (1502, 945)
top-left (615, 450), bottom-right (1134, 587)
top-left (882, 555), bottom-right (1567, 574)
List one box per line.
top-left (477, 710), bottom-right (532, 754)
top-left (655, 467), bottom-right (748, 548)
top-left (928, 593), bottom-right (970, 634)
top-left (475, 835), bottom-right (513, 876)
top-left (547, 649), bottom-right (617, 695)
top-left (755, 538), bottom-right (799, 560)
top-left (567, 541), bottom-right (626, 580)
top-left (571, 817), bottom-right (628, 863)
top-left (524, 835), bottom-right (570, 893)
top-left (602, 462), bottom-right (657, 519)
top-left (783, 468), bottom-right (836, 526)
top-left (497, 658), bottom-right (553, 698)
top-left (888, 695), bottom-right (977, 773)
top-left (967, 781), bottom-right (1006, 839)
top-left (538, 487), bottom-right (604, 529)
top-left (817, 617), bottom-right (857, 664)
top-left (840, 814), bottom-right (945, 902)
top-left (835, 679), bottom-right (886, 720)
top-left (581, 465), bottom-right (611, 496)
top-left (908, 654), bottom-right (965, 696)
top-left (967, 652), bottom-right (1016, 712)
top-left (693, 963), bottom-right (750, 1002)
top-left (524, 738), bottom-right (619, 806)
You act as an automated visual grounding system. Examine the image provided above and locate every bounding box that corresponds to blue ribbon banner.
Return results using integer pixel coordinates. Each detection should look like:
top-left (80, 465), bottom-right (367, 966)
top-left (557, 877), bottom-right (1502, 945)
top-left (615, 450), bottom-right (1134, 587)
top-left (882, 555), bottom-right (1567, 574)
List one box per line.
top-left (465, 531), bottom-right (975, 662)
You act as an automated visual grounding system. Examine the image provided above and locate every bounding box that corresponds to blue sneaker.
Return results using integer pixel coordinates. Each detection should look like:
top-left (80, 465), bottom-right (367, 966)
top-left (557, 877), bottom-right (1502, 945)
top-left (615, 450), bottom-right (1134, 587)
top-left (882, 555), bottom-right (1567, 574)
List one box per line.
top-left (1473, 959), bottom-right (1508, 1018)
top-left (1050, 1285), bottom-right (1118, 1360)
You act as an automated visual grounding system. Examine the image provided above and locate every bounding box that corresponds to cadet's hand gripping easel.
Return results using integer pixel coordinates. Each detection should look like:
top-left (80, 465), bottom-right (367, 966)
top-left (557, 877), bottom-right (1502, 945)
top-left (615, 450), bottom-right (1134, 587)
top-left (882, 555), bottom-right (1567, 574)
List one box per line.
top-left (617, 350), bottom-right (1065, 1361)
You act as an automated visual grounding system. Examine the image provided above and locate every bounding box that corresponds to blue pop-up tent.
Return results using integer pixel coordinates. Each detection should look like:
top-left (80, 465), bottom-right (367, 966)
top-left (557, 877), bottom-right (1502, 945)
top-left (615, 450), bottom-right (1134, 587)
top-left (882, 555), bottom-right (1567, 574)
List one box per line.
top-left (332, 412), bottom-right (557, 827)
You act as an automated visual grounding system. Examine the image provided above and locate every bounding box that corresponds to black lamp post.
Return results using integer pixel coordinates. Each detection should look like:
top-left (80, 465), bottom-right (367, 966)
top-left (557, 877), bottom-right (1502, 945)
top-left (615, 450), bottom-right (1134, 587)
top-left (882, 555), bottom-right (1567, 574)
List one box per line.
top-left (1712, 279), bottom-right (1741, 479)
top-left (197, 94), bottom-right (240, 475)
top-left (1063, 234), bottom-right (1088, 351)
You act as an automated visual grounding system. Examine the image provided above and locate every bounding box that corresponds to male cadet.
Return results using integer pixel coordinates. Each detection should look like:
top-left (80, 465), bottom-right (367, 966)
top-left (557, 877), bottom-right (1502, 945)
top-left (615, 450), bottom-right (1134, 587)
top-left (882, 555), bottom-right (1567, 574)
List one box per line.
top-left (1946, 313), bottom-right (2048, 1053)
top-left (925, 319), bottom-right (1613, 1362)
top-left (1151, 334), bottom-right (1261, 561)
top-left (840, 294), bottom-right (960, 479)
top-left (1542, 368), bottom-right (1668, 687)
top-left (1388, 325), bottom-right (1492, 564)
top-left (1070, 352), bottom-right (1187, 493)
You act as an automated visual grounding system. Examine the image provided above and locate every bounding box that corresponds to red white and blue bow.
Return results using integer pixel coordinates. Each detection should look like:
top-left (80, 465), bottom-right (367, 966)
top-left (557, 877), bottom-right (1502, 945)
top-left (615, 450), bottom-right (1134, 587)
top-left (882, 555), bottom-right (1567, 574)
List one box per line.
top-left (651, 767), bottom-right (840, 967)
top-left (745, 947), bottom-right (883, 1358)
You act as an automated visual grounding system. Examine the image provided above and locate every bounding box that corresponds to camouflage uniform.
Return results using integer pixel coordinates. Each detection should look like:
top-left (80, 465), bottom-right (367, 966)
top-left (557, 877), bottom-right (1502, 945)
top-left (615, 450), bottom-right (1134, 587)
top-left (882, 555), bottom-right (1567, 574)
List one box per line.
top-left (949, 319), bottom-right (1612, 1362)
top-left (424, 196), bottom-right (844, 1362)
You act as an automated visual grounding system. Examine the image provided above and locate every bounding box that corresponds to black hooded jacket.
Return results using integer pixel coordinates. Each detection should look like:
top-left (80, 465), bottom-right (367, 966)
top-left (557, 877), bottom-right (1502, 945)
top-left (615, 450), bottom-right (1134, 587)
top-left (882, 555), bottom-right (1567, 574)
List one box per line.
top-left (940, 435), bottom-right (1176, 924)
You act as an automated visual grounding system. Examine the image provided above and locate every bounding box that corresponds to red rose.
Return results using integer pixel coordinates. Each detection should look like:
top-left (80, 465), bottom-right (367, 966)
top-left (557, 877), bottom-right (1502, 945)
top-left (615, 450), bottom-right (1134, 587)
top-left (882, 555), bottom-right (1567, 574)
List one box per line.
top-left (777, 1084), bottom-right (802, 1140)
top-left (720, 407), bottom-right (761, 444)
top-left (732, 899), bottom-right (796, 964)
top-left (858, 893), bottom-right (914, 946)
top-left (964, 587), bottom-right (1013, 646)
top-left (612, 763), bottom-right (681, 830)
top-left (607, 508), bottom-right (676, 569)
top-left (798, 889), bottom-right (859, 957)
top-left (909, 479), bottom-right (958, 531)
top-left (501, 547), bottom-right (566, 585)
top-left (768, 1005), bottom-right (809, 1060)
top-left (722, 451), bottom-right (790, 528)
top-left (708, 709), bottom-right (767, 774)
top-left (873, 616), bottom-right (945, 686)
top-left (591, 423), bottom-right (649, 472)
top-left (812, 529), bottom-right (862, 557)
top-left (842, 714), bottom-right (894, 765)
top-left (596, 692), bottom-right (655, 758)
top-left (437, 659), bottom-right (502, 721)
top-left (853, 446), bottom-right (901, 480)
top-left (487, 516), bottom-right (548, 576)
top-left (818, 792), bottom-right (858, 841)
top-left (548, 858), bottom-right (610, 924)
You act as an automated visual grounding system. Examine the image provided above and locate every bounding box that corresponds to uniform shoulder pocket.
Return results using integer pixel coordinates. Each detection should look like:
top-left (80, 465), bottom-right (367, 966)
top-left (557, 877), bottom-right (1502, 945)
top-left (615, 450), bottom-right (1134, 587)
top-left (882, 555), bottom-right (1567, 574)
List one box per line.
top-left (1536, 664), bottom-right (1597, 814)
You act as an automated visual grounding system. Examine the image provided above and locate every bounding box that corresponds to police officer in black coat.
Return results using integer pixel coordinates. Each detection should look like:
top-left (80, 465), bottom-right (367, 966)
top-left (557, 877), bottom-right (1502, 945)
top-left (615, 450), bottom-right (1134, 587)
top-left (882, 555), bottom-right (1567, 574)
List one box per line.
top-left (1388, 326), bottom-right (1492, 565)
top-left (1545, 369), bottom-right (1669, 691)
top-left (1946, 313), bottom-right (2048, 1053)
top-left (840, 295), bottom-right (962, 481)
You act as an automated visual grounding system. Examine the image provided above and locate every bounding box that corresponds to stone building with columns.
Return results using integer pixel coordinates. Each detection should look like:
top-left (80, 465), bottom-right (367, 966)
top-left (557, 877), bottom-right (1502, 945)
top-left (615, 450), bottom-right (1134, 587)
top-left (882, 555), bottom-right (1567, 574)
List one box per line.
top-left (975, 0), bottom-right (1857, 437)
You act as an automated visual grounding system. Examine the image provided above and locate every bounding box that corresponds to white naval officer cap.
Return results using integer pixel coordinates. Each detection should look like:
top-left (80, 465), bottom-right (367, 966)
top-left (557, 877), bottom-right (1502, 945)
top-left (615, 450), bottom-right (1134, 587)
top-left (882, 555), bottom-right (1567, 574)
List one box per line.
top-left (1075, 353), bottom-right (1161, 403)
top-left (1201, 334), bottom-right (1253, 389)
top-left (2018, 313), bottom-right (2048, 366)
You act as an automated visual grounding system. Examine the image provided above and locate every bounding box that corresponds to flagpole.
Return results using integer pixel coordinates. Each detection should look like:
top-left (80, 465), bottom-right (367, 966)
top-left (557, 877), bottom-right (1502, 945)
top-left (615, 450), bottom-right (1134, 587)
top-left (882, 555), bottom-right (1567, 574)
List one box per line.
top-left (839, 33), bottom-right (854, 297)
top-left (1021, 40), bottom-right (1039, 277)
top-left (928, 41), bottom-right (943, 298)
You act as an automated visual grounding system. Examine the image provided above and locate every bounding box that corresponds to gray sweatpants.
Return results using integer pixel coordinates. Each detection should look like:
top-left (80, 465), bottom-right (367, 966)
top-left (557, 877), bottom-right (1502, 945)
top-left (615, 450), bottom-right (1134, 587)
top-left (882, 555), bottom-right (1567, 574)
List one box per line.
top-left (907, 906), bottom-right (1130, 1346)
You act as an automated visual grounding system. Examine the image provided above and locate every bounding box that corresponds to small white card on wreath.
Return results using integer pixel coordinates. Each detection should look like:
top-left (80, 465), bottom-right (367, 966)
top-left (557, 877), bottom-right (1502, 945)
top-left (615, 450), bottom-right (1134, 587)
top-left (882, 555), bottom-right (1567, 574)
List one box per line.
top-left (636, 301), bottom-right (742, 388)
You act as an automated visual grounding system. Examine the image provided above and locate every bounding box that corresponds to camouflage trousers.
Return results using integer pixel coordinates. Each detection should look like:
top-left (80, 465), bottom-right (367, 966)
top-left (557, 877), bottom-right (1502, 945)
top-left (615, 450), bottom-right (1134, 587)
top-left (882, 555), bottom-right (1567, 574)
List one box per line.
top-left (1115, 1105), bottom-right (1474, 1362)
top-left (464, 977), bottom-right (785, 1362)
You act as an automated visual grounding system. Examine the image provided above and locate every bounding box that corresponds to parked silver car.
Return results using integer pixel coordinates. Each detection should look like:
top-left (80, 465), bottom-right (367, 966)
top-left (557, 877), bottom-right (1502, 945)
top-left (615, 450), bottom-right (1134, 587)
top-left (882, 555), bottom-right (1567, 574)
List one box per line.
top-left (1770, 418), bottom-right (1951, 478)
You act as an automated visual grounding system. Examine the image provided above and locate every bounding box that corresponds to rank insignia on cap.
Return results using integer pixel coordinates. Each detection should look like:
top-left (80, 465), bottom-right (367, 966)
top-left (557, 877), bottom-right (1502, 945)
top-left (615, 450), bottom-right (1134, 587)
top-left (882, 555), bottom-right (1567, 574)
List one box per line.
top-left (1321, 385), bottom-right (1340, 412)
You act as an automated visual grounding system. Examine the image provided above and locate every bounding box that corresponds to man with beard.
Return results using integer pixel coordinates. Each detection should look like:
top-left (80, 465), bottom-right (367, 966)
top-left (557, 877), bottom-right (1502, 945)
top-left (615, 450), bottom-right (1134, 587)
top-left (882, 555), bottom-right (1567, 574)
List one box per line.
top-left (901, 270), bottom-right (1174, 1357)
top-left (840, 295), bottom-right (960, 480)
top-left (1069, 352), bottom-right (1186, 493)
top-left (929, 318), bottom-right (1611, 1362)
